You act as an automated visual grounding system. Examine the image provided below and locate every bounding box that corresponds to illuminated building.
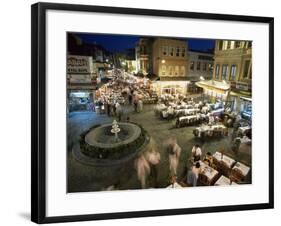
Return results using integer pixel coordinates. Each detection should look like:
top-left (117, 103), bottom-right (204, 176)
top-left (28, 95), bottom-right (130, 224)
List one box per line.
top-left (152, 38), bottom-right (189, 95)
top-left (196, 40), bottom-right (252, 107)
top-left (135, 38), bottom-right (153, 74)
top-left (189, 50), bottom-right (214, 81)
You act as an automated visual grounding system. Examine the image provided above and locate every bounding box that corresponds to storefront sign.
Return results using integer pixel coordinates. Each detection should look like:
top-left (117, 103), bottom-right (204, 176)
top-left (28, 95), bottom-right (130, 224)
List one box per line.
top-left (67, 55), bottom-right (93, 74)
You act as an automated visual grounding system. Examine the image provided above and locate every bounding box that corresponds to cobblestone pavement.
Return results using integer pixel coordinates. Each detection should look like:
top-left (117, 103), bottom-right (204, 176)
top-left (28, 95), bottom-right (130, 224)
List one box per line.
top-left (67, 104), bottom-right (251, 192)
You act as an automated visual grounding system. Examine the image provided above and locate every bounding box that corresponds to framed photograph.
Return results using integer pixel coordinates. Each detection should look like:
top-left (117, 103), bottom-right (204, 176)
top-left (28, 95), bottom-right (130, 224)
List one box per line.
top-left (31, 2), bottom-right (274, 224)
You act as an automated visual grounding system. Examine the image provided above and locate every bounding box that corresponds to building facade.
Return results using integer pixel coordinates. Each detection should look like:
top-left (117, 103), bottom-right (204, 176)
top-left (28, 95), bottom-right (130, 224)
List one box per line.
top-left (213, 40), bottom-right (252, 93)
top-left (135, 38), bottom-right (153, 74)
top-left (152, 38), bottom-right (190, 95)
top-left (188, 50), bottom-right (214, 81)
top-left (196, 40), bottom-right (252, 115)
top-left (67, 55), bottom-right (97, 112)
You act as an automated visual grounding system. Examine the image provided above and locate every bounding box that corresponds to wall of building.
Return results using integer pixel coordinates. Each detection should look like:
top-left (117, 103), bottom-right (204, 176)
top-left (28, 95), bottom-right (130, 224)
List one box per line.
top-left (135, 38), bottom-right (153, 74)
top-left (152, 38), bottom-right (189, 79)
top-left (212, 40), bottom-right (252, 96)
top-left (189, 51), bottom-right (214, 81)
top-left (213, 40), bottom-right (252, 83)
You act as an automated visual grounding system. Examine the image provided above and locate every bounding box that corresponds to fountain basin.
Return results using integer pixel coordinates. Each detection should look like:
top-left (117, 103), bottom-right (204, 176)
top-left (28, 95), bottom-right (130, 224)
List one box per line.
top-left (78, 122), bottom-right (149, 162)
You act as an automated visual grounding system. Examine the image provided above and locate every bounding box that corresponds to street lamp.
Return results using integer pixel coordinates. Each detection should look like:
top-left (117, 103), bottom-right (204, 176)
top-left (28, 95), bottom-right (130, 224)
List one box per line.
top-left (161, 59), bottom-right (166, 64)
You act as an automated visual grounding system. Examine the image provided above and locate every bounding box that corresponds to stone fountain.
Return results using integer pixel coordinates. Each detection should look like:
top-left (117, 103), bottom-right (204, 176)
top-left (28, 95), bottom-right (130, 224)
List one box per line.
top-left (111, 120), bottom-right (121, 142)
top-left (71, 122), bottom-right (151, 191)
top-left (73, 122), bottom-right (150, 166)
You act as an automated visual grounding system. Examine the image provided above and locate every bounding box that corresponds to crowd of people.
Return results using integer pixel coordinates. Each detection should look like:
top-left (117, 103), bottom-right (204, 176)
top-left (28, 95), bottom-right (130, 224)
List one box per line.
top-left (94, 69), bottom-right (157, 121)
top-left (91, 70), bottom-right (251, 190)
top-left (133, 135), bottom-right (217, 189)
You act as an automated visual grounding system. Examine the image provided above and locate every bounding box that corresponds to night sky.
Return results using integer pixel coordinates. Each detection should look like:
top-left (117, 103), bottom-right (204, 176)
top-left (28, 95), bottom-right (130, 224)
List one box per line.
top-left (74, 33), bottom-right (215, 53)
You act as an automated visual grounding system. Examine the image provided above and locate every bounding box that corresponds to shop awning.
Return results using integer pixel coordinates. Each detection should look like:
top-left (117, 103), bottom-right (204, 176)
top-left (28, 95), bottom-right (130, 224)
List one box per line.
top-left (196, 80), bottom-right (230, 91)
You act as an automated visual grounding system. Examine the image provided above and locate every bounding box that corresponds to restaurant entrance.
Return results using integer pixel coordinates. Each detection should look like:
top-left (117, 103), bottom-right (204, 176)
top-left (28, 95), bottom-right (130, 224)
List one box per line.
top-left (161, 85), bottom-right (183, 95)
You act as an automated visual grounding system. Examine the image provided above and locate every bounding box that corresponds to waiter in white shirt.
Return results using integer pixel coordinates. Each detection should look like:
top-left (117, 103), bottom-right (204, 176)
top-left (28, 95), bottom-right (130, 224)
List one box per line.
top-left (191, 144), bottom-right (202, 162)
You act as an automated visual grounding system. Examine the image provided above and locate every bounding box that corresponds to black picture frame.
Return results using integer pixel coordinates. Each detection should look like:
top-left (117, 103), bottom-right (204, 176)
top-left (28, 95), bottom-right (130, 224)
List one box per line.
top-left (31, 2), bottom-right (274, 224)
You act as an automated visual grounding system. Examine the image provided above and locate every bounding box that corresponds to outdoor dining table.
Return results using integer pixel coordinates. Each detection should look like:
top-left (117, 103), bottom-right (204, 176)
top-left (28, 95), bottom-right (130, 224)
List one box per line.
top-left (214, 175), bottom-right (238, 186)
top-left (213, 152), bottom-right (236, 169)
top-left (212, 124), bottom-right (227, 130)
top-left (178, 115), bottom-right (198, 122)
top-left (175, 104), bottom-right (193, 110)
top-left (232, 162), bottom-right (250, 177)
top-left (198, 161), bottom-right (219, 186)
top-left (238, 125), bottom-right (251, 135)
top-left (195, 124), bottom-right (227, 138)
top-left (175, 108), bottom-right (199, 116)
top-left (213, 152), bottom-right (236, 176)
top-left (185, 108), bottom-right (200, 115)
top-left (174, 109), bottom-right (186, 115)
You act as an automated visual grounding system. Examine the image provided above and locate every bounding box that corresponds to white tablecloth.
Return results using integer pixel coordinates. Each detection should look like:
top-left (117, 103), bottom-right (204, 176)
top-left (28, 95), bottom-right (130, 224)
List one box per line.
top-left (232, 162), bottom-right (250, 177)
top-left (199, 161), bottom-right (219, 181)
top-left (238, 126), bottom-right (251, 134)
top-left (179, 115), bottom-right (198, 122)
top-left (215, 175), bottom-right (238, 186)
top-left (213, 152), bottom-right (236, 168)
